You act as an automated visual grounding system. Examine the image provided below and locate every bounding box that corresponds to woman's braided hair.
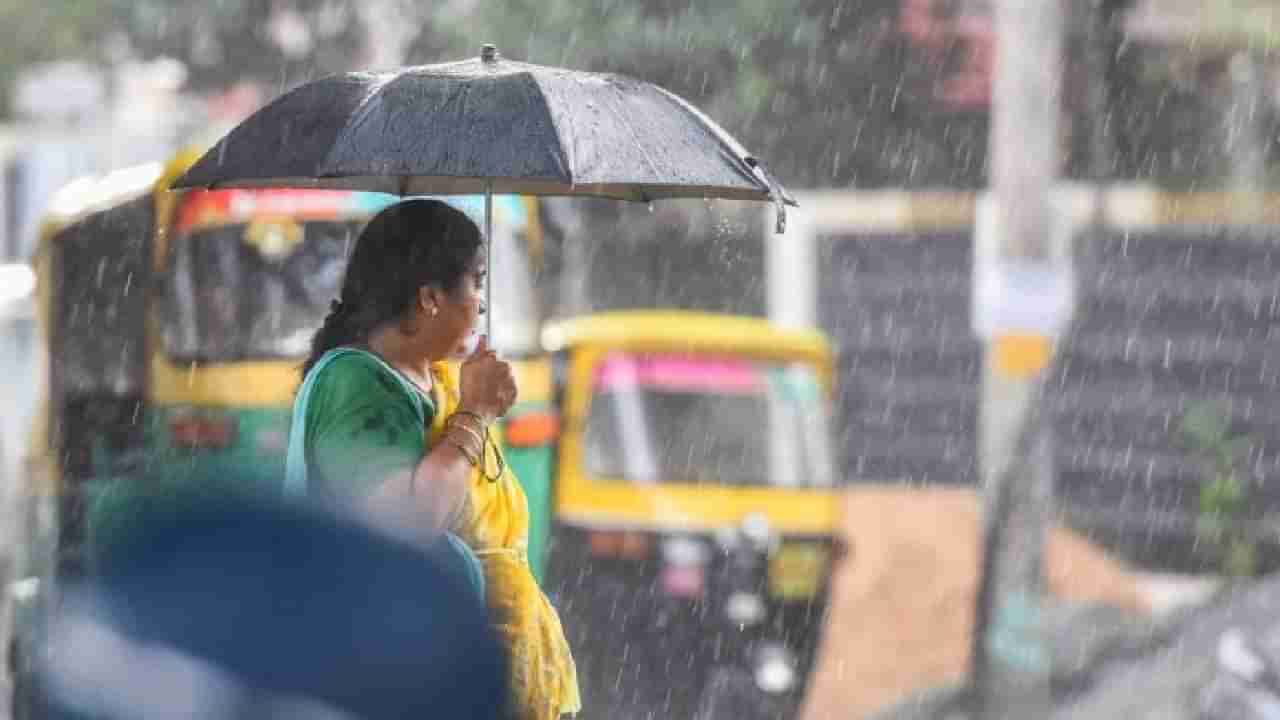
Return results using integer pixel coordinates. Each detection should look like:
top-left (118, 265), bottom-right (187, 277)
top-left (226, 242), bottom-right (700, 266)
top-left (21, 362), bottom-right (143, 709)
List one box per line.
top-left (301, 198), bottom-right (483, 377)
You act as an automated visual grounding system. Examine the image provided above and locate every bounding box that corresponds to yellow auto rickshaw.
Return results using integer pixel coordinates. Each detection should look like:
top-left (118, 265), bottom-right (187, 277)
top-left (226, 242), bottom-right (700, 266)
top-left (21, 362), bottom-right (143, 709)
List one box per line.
top-left (8, 161), bottom-right (165, 719)
top-left (509, 310), bottom-right (844, 720)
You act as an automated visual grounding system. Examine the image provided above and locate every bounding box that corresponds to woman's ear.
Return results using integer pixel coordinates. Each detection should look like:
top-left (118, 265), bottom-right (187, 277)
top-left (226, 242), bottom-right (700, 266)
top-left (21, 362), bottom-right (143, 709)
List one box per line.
top-left (419, 286), bottom-right (443, 317)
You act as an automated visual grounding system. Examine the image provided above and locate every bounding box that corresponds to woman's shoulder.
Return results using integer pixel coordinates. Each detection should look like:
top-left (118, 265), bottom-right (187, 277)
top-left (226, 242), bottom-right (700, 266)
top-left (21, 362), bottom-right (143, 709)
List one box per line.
top-left (303, 350), bottom-right (428, 438)
top-left (309, 349), bottom-right (409, 401)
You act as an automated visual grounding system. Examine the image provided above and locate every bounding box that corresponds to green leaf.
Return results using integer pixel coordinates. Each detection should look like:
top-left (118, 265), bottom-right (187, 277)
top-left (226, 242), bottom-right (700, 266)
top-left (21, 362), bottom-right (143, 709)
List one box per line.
top-left (1227, 436), bottom-right (1253, 459)
top-left (1226, 539), bottom-right (1258, 578)
top-left (1180, 401), bottom-right (1230, 450)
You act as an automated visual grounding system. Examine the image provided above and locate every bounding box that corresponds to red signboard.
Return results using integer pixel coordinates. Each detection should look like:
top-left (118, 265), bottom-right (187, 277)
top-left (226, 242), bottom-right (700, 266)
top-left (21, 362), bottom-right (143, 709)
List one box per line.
top-left (174, 188), bottom-right (396, 234)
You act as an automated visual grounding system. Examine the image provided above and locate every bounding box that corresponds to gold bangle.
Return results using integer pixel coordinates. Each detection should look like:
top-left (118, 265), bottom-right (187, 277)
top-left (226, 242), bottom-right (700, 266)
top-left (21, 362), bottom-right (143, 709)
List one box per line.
top-left (444, 428), bottom-right (481, 466)
top-left (446, 419), bottom-right (484, 449)
top-left (445, 413), bottom-right (486, 439)
top-left (452, 409), bottom-right (490, 429)
top-left (447, 437), bottom-right (480, 467)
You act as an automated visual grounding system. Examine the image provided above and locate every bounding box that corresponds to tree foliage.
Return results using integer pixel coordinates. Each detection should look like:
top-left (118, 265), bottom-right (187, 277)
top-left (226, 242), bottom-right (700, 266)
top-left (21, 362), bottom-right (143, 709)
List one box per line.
top-left (0, 0), bottom-right (991, 189)
top-left (0, 0), bottom-right (1268, 191)
top-left (429, 0), bottom-right (988, 189)
top-left (0, 0), bottom-right (122, 114)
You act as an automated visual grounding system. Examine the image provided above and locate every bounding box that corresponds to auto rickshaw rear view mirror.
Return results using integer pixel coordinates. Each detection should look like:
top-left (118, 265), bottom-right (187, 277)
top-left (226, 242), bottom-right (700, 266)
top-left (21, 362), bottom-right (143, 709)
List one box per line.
top-left (504, 410), bottom-right (560, 448)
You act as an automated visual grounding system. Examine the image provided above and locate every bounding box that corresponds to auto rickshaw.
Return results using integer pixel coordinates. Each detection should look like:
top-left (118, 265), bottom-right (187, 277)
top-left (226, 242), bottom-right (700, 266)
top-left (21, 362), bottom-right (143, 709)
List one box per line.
top-left (513, 310), bottom-right (844, 720)
top-left (8, 162), bottom-right (163, 719)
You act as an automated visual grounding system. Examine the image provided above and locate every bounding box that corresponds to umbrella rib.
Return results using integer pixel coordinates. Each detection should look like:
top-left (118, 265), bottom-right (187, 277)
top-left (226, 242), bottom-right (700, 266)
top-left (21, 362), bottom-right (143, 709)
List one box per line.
top-left (604, 83), bottom-right (663, 190)
top-left (451, 81), bottom-right (475, 175)
top-left (650, 85), bottom-right (755, 172)
top-left (319, 73), bottom-right (398, 177)
top-left (526, 78), bottom-right (574, 182)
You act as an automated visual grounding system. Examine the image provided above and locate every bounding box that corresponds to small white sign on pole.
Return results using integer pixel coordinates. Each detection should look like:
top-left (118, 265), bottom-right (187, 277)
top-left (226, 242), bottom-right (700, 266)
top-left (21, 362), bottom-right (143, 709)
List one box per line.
top-left (971, 194), bottom-right (1078, 340)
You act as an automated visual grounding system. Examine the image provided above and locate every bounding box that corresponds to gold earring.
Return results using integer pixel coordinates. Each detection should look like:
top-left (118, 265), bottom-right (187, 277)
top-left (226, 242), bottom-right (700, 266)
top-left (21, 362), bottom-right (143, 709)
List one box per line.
top-left (431, 306), bottom-right (438, 318)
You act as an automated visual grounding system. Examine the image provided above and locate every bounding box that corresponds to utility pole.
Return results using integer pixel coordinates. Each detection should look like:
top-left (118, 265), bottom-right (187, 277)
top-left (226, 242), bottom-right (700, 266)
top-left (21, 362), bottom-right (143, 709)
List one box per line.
top-left (969, 0), bottom-right (1069, 717)
top-left (1222, 49), bottom-right (1269, 227)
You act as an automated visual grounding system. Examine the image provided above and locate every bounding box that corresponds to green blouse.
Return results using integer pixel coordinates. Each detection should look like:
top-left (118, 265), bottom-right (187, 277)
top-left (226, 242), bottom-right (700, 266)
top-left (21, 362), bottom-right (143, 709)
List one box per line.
top-left (302, 352), bottom-right (436, 501)
top-left (288, 348), bottom-right (485, 600)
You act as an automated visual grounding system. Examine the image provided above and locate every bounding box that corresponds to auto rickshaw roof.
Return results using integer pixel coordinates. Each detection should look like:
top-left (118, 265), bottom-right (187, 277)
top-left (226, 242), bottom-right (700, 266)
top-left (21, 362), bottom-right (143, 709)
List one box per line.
top-left (541, 310), bottom-right (833, 364)
top-left (37, 162), bottom-right (165, 247)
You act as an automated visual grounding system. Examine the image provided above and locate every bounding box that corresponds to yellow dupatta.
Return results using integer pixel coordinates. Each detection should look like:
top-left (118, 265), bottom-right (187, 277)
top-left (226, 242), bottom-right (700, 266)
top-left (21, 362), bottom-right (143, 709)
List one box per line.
top-left (429, 361), bottom-right (581, 719)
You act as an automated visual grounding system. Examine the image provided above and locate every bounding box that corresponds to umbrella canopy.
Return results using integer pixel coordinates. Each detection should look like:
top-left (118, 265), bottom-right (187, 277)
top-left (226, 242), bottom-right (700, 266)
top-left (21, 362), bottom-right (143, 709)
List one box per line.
top-left (175, 46), bottom-right (794, 230)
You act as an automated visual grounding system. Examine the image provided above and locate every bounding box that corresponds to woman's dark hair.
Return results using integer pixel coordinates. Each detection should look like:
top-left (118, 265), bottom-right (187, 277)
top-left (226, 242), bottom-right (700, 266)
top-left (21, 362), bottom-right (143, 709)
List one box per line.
top-left (302, 198), bottom-right (483, 376)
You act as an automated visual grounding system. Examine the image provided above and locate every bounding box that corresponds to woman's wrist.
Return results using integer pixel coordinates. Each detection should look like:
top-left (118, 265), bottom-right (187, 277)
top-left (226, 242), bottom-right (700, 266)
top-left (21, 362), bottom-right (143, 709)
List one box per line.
top-left (455, 405), bottom-right (495, 427)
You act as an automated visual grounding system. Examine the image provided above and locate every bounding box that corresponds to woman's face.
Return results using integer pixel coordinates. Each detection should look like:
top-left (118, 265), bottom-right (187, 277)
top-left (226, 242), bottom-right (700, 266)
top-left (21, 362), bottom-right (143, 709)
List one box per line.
top-left (433, 251), bottom-right (486, 357)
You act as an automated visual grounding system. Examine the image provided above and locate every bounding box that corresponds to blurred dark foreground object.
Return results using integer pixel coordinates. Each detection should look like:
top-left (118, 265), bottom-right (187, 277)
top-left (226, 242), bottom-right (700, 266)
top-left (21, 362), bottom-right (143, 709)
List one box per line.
top-left (33, 491), bottom-right (510, 720)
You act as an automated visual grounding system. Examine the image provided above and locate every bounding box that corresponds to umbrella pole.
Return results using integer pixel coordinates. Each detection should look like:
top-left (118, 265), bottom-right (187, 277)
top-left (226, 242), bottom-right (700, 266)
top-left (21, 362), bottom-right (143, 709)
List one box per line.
top-left (484, 182), bottom-right (493, 341)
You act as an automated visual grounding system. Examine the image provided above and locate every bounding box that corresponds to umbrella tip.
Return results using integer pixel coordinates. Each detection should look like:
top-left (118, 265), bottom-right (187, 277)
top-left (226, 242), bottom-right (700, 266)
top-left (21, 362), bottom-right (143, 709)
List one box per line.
top-left (481, 44), bottom-right (499, 63)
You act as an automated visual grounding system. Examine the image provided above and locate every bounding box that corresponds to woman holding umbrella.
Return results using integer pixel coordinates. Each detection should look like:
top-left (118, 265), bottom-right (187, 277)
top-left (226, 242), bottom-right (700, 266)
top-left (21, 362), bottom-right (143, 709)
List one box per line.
top-left (179, 47), bottom-right (796, 719)
top-left (285, 198), bottom-right (580, 720)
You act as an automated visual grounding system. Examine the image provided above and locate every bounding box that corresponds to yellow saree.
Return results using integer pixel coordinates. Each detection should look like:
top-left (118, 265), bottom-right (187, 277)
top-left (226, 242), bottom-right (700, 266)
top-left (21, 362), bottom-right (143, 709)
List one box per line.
top-left (429, 361), bottom-right (581, 719)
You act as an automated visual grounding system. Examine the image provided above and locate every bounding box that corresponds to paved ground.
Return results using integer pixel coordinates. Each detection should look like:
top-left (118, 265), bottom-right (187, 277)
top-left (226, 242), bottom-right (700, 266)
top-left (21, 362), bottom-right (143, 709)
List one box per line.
top-left (1052, 573), bottom-right (1280, 720)
top-left (798, 486), bottom-right (1221, 720)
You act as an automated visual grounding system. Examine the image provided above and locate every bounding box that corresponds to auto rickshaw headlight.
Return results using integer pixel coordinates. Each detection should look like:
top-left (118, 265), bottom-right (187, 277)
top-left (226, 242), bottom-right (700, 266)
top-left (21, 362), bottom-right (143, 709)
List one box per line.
top-left (753, 643), bottom-right (797, 695)
top-left (725, 591), bottom-right (766, 627)
top-left (660, 537), bottom-right (709, 598)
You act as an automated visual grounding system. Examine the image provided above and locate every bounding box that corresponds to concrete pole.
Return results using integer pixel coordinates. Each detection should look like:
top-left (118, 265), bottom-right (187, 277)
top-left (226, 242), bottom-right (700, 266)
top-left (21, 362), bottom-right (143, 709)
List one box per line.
top-left (767, 204), bottom-right (817, 330)
top-left (970, 0), bottom-right (1067, 717)
top-left (766, 204), bottom-right (816, 489)
top-left (1223, 50), bottom-right (1268, 227)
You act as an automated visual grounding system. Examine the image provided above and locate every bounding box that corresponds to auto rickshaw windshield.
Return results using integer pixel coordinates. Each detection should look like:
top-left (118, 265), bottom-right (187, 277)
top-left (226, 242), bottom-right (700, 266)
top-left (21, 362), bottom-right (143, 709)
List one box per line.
top-left (162, 219), bottom-right (358, 362)
top-left (582, 352), bottom-right (835, 488)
